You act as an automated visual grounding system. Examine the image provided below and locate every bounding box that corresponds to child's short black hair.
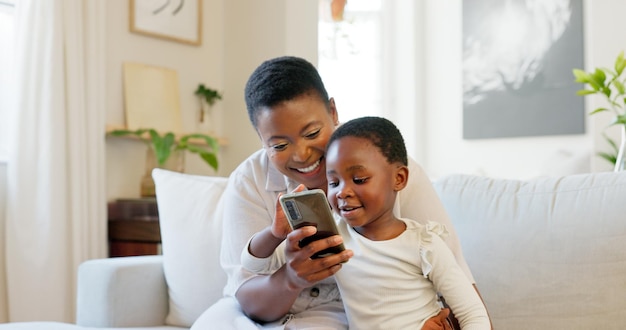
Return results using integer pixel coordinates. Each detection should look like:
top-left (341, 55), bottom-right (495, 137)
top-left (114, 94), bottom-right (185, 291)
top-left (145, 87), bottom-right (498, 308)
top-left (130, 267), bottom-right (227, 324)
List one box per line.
top-left (328, 116), bottom-right (408, 166)
top-left (244, 56), bottom-right (330, 128)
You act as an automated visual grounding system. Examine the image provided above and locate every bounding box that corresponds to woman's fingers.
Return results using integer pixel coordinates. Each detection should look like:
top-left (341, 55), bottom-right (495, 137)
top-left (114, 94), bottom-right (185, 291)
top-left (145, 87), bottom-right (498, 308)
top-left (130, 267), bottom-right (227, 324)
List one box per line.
top-left (284, 227), bottom-right (353, 286)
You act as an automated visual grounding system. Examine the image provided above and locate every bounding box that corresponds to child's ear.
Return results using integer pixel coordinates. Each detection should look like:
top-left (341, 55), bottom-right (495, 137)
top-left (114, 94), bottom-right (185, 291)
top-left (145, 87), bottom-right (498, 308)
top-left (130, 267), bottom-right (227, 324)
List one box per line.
top-left (394, 165), bottom-right (409, 191)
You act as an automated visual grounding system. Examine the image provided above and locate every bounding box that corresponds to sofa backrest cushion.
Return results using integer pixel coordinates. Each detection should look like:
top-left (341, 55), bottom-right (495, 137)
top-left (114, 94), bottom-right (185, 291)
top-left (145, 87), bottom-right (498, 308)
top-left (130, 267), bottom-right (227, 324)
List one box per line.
top-left (433, 171), bottom-right (626, 330)
top-left (153, 168), bottom-right (228, 328)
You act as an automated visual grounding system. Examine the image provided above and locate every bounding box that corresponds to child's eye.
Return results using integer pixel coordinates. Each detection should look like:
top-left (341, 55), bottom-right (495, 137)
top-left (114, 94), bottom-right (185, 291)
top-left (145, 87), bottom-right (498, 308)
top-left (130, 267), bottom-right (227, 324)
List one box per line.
top-left (305, 129), bottom-right (321, 139)
top-left (353, 177), bottom-right (368, 184)
top-left (328, 179), bottom-right (339, 188)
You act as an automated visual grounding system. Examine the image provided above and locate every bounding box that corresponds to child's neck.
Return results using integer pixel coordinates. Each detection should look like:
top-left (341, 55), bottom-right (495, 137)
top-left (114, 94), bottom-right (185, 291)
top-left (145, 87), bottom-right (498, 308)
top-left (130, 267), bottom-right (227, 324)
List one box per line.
top-left (354, 216), bottom-right (406, 241)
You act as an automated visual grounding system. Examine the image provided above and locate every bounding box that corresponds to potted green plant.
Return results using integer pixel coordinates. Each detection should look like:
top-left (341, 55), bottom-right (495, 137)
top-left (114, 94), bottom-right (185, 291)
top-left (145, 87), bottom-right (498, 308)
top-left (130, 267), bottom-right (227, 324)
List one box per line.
top-left (573, 50), bottom-right (626, 171)
top-left (195, 84), bottom-right (223, 130)
top-left (110, 128), bottom-right (219, 171)
top-left (195, 84), bottom-right (223, 107)
top-left (110, 128), bottom-right (220, 196)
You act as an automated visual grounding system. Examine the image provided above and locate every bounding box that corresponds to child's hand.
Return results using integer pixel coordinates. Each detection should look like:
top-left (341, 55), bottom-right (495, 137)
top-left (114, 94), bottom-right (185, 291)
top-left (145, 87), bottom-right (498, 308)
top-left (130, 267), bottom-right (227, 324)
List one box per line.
top-left (273, 184), bottom-right (307, 239)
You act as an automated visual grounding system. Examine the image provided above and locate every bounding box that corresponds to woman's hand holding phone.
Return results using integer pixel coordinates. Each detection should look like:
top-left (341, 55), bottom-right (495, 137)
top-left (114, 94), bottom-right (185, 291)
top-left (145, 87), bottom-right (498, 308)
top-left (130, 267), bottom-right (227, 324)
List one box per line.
top-left (283, 226), bottom-right (353, 289)
top-left (271, 185), bottom-right (307, 240)
top-left (276, 186), bottom-right (353, 289)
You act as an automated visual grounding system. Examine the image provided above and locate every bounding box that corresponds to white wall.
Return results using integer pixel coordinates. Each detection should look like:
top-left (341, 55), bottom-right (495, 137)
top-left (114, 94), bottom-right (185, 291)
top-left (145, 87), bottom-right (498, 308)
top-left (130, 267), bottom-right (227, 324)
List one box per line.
top-left (104, 0), bottom-right (224, 199)
top-left (421, 0), bottom-right (626, 180)
top-left (104, 0), bottom-right (317, 200)
top-left (220, 0), bottom-right (318, 175)
top-left (100, 0), bottom-right (626, 198)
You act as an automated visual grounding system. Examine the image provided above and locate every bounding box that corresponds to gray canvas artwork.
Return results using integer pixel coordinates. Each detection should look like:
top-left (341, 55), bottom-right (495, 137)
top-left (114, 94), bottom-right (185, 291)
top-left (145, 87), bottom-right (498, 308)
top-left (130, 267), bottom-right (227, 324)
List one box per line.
top-left (462, 0), bottom-right (585, 139)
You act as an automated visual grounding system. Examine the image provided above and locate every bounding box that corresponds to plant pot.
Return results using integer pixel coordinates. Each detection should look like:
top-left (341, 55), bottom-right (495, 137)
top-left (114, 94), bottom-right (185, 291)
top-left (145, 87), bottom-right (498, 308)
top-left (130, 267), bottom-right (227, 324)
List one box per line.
top-left (141, 148), bottom-right (185, 197)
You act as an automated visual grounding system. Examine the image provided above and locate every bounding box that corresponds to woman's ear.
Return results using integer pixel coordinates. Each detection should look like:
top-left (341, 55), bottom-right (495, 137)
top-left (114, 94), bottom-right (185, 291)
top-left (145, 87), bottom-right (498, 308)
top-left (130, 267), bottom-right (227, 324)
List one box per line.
top-left (394, 165), bottom-right (409, 192)
top-left (329, 97), bottom-right (339, 126)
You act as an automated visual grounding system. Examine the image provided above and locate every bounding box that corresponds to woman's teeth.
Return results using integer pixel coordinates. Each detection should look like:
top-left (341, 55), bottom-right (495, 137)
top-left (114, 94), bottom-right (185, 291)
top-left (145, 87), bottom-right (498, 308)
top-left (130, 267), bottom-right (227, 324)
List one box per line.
top-left (297, 159), bottom-right (320, 173)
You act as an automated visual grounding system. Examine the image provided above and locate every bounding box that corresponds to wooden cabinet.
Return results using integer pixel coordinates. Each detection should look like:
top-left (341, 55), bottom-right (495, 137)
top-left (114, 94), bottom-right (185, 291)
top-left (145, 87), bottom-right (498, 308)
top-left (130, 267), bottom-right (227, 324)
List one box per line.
top-left (108, 198), bottom-right (161, 257)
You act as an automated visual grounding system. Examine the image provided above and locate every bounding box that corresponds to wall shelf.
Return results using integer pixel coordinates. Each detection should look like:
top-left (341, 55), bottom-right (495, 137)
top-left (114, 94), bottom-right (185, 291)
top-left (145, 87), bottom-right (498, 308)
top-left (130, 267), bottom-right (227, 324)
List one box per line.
top-left (105, 124), bottom-right (228, 146)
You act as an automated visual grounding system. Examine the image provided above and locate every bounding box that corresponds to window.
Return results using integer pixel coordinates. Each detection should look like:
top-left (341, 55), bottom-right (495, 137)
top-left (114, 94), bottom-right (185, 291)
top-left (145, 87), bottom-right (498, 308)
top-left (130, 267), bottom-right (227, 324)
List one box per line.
top-left (0, 0), bottom-right (16, 162)
top-left (318, 0), bottom-right (424, 160)
top-left (318, 0), bottom-right (383, 123)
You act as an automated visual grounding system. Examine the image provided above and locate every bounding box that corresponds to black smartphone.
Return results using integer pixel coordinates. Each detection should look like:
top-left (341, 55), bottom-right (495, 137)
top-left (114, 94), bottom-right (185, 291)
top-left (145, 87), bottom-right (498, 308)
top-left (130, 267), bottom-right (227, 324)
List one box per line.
top-left (279, 189), bottom-right (345, 259)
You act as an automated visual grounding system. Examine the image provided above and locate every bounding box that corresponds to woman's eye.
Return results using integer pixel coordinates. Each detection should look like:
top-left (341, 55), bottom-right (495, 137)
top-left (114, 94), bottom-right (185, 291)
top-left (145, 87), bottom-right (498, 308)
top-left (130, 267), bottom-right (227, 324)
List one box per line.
top-left (271, 143), bottom-right (288, 151)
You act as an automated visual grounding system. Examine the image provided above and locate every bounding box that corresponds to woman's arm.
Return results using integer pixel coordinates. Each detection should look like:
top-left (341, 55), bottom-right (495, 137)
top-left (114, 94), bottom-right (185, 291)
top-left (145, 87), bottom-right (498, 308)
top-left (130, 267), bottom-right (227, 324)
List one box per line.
top-left (400, 159), bottom-right (475, 283)
top-left (220, 166), bottom-right (351, 322)
top-left (236, 228), bottom-right (350, 322)
top-left (400, 160), bottom-right (491, 327)
top-left (428, 235), bottom-right (491, 329)
top-left (246, 185), bottom-right (306, 259)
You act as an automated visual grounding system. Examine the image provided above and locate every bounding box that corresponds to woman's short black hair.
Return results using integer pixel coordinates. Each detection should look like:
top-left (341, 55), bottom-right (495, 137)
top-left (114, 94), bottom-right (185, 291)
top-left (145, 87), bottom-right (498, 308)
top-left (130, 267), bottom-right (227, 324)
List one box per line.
top-left (244, 56), bottom-right (330, 128)
top-left (328, 116), bottom-right (408, 166)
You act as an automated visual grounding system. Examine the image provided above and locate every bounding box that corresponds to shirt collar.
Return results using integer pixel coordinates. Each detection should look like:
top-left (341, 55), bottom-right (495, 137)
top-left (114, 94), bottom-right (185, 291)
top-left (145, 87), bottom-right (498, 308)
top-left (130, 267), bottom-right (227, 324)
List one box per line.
top-left (263, 152), bottom-right (300, 193)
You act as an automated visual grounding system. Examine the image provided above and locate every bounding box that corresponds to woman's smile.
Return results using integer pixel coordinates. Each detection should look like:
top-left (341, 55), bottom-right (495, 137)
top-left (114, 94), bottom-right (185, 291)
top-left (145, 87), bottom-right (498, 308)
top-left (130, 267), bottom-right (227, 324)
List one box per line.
top-left (293, 158), bottom-right (322, 174)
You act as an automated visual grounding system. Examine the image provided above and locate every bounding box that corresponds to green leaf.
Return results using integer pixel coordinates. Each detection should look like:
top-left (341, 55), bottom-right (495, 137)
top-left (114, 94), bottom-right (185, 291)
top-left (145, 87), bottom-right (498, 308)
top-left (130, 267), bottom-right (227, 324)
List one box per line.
top-left (195, 83), bottom-right (206, 96)
top-left (602, 86), bottom-right (612, 99)
top-left (590, 68), bottom-right (607, 90)
top-left (573, 69), bottom-right (590, 83)
top-left (148, 130), bottom-right (173, 166)
top-left (199, 151), bottom-right (219, 171)
top-left (589, 107), bottom-right (608, 115)
top-left (600, 67), bottom-right (617, 77)
top-left (195, 84), bottom-right (223, 106)
top-left (158, 133), bottom-right (176, 165)
top-left (614, 115), bottom-right (626, 125)
top-left (576, 89), bottom-right (596, 96)
top-left (185, 145), bottom-right (219, 171)
top-left (615, 51), bottom-right (625, 76)
top-left (603, 133), bottom-right (619, 153)
top-left (614, 80), bottom-right (626, 95)
top-left (597, 151), bottom-right (617, 165)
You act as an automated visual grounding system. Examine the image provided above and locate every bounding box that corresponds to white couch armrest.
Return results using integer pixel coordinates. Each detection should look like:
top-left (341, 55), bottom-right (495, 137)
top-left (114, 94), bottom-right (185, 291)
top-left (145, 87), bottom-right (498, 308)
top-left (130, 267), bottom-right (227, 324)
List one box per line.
top-left (76, 255), bottom-right (169, 327)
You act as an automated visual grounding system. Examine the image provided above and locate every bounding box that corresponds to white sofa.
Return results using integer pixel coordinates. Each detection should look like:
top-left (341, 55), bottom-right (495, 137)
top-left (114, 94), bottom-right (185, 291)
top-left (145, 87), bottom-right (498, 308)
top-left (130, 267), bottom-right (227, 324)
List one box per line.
top-left (2, 169), bottom-right (626, 330)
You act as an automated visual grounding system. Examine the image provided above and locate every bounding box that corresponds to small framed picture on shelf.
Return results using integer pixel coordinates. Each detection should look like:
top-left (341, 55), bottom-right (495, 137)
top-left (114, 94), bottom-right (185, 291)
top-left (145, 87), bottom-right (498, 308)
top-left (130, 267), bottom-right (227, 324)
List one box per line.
top-left (129, 0), bottom-right (202, 46)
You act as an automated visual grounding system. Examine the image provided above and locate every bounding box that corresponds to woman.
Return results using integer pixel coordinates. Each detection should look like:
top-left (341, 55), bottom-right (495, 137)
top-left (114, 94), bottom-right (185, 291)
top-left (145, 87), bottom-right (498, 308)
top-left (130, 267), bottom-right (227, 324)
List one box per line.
top-left (192, 56), bottom-right (483, 329)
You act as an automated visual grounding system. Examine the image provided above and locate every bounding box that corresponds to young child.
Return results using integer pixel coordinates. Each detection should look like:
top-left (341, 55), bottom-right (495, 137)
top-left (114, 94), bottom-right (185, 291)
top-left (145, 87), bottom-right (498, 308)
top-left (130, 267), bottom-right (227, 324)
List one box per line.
top-left (325, 116), bottom-right (490, 329)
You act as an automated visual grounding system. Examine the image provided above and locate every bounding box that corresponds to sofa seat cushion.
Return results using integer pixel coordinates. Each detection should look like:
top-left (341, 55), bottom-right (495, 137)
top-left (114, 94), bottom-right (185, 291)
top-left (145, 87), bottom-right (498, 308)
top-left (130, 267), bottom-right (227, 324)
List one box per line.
top-left (433, 171), bottom-right (626, 330)
top-left (152, 169), bottom-right (229, 328)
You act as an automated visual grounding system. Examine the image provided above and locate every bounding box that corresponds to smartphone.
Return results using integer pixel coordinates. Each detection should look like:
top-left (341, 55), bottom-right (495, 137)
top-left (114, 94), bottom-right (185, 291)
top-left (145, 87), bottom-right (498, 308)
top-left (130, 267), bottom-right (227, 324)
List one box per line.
top-left (279, 189), bottom-right (345, 259)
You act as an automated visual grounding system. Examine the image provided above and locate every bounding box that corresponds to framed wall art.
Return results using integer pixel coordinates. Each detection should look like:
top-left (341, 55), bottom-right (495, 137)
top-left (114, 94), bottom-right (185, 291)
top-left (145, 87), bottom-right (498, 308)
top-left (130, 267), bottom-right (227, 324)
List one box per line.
top-left (130, 0), bottom-right (202, 46)
top-left (462, 0), bottom-right (585, 139)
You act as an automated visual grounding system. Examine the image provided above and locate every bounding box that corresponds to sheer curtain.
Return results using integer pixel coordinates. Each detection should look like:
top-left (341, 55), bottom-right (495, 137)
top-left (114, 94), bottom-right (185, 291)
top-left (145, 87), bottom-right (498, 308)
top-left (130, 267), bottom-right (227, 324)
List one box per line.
top-left (4, 0), bottom-right (107, 322)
